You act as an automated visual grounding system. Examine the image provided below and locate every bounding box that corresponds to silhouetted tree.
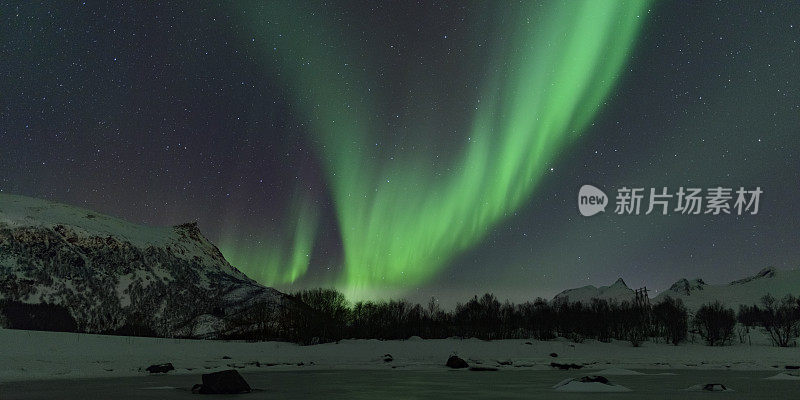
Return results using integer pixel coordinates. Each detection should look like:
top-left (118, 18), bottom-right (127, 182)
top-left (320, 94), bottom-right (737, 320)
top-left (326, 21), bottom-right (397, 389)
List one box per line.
top-left (294, 288), bottom-right (349, 340)
top-left (758, 294), bottom-right (800, 347)
top-left (652, 297), bottom-right (688, 345)
top-left (737, 304), bottom-right (762, 327)
top-left (0, 300), bottom-right (77, 332)
top-left (693, 301), bottom-right (735, 346)
top-left (212, 288), bottom-right (707, 345)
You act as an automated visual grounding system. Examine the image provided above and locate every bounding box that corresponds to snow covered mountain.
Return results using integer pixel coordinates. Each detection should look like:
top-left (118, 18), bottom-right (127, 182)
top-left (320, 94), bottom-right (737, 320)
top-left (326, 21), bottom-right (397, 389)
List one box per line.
top-left (553, 268), bottom-right (800, 310)
top-left (0, 193), bottom-right (301, 338)
top-left (654, 267), bottom-right (800, 310)
top-left (552, 278), bottom-right (636, 304)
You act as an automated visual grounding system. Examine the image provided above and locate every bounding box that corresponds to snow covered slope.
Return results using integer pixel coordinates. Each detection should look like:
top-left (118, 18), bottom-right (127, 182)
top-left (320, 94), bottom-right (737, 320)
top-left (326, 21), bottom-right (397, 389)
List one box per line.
top-left (654, 267), bottom-right (800, 310)
top-left (2, 328), bottom-right (796, 382)
top-left (0, 193), bottom-right (297, 338)
top-left (552, 278), bottom-right (636, 304)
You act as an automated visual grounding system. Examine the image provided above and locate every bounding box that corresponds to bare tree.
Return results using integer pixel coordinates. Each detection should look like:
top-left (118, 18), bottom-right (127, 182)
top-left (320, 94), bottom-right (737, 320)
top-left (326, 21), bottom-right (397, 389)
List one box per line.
top-left (693, 301), bottom-right (735, 346)
top-left (759, 294), bottom-right (800, 347)
top-left (653, 297), bottom-right (688, 345)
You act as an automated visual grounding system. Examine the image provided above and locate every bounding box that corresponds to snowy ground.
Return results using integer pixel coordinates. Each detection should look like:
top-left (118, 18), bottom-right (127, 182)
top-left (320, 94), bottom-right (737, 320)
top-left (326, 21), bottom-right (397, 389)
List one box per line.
top-left (1, 328), bottom-right (798, 383)
top-left (3, 369), bottom-right (800, 399)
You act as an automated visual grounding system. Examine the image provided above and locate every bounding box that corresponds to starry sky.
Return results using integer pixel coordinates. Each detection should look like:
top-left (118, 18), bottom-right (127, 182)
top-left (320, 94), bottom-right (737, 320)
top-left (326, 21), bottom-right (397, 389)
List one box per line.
top-left (2, 1), bottom-right (798, 305)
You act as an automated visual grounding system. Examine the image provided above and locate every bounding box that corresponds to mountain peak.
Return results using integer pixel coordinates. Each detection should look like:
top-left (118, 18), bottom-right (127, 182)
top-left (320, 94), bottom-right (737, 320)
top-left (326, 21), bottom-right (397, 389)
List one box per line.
top-left (730, 266), bottom-right (777, 286)
top-left (174, 221), bottom-right (200, 231)
top-left (656, 267), bottom-right (800, 310)
top-left (667, 278), bottom-right (706, 295)
top-left (0, 193), bottom-right (294, 338)
top-left (553, 278), bottom-right (635, 304)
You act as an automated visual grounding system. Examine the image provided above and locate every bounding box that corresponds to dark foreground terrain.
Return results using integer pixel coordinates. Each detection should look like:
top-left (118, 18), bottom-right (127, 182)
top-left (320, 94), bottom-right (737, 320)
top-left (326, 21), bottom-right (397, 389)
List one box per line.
top-left (1, 369), bottom-right (797, 400)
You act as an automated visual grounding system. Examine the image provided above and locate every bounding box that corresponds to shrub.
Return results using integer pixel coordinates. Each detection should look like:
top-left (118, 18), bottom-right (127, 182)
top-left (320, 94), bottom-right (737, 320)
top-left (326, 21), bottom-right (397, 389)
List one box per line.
top-left (628, 327), bottom-right (646, 347)
top-left (758, 294), bottom-right (800, 347)
top-left (653, 297), bottom-right (688, 345)
top-left (693, 301), bottom-right (735, 346)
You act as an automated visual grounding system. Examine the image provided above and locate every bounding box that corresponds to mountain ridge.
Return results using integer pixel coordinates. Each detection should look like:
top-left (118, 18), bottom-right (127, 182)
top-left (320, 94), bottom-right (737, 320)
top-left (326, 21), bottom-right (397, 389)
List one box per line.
top-left (654, 266), bottom-right (800, 310)
top-left (553, 266), bottom-right (800, 310)
top-left (0, 193), bottom-right (299, 338)
top-left (552, 277), bottom-right (636, 304)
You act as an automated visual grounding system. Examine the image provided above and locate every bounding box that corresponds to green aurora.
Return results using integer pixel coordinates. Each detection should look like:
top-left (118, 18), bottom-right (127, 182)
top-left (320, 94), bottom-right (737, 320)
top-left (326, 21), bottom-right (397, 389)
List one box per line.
top-left (221, 0), bottom-right (651, 298)
top-left (219, 191), bottom-right (319, 286)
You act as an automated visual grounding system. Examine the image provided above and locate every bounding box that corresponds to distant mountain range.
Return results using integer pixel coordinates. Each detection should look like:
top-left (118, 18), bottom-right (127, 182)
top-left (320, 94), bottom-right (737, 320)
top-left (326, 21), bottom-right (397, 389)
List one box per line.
top-left (653, 267), bottom-right (800, 310)
top-left (0, 193), bottom-right (303, 338)
top-left (553, 267), bottom-right (800, 310)
top-left (552, 278), bottom-right (636, 305)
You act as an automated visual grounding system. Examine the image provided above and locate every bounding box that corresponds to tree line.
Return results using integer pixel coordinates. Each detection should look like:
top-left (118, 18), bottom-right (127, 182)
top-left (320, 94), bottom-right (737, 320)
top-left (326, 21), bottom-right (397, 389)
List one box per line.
top-left (228, 288), bottom-right (800, 347)
top-left (3, 290), bottom-right (797, 347)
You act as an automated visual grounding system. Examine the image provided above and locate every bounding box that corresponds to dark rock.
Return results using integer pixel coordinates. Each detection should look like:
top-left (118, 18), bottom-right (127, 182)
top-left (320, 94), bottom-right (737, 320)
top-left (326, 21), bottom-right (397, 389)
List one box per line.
top-left (524, 341), bottom-right (533, 345)
top-left (549, 353), bottom-right (558, 358)
top-left (383, 354), bottom-right (393, 362)
top-left (469, 367), bottom-right (498, 371)
top-left (786, 365), bottom-right (800, 370)
top-left (1, 301), bottom-right (78, 332)
top-left (498, 360), bottom-right (512, 366)
top-left (221, 355), bottom-right (232, 359)
top-left (446, 355), bottom-right (469, 369)
top-left (194, 369), bottom-right (251, 394)
top-left (145, 363), bottom-right (174, 373)
top-left (550, 362), bottom-right (582, 370)
top-left (702, 383), bottom-right (728, 392)
top-left (578, 375), bottom-right (609, 384)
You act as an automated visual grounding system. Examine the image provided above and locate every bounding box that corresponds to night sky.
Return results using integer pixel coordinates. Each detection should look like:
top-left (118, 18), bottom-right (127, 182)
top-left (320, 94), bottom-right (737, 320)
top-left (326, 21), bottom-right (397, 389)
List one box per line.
top-left (2, 1), bottom-right (798, 305)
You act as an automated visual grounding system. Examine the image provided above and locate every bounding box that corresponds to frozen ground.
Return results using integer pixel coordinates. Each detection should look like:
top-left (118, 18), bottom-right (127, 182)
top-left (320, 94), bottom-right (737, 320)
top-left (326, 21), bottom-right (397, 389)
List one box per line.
top-left (1, 328), bottom-right (799, 383)
top-left (2, 369), bottom-right (799, 399)
top-left (3, 328), bottom-right (800, 399)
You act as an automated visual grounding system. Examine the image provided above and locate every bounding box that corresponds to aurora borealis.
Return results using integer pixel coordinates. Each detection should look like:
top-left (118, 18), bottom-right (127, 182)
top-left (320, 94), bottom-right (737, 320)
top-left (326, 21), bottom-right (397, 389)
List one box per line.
top-left (3, 1), bottom-right (799, 304)
top-left (233, 0), bottom-right (650, 295)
